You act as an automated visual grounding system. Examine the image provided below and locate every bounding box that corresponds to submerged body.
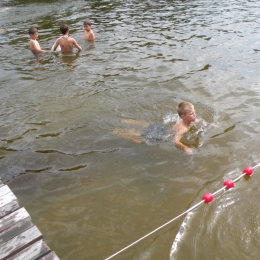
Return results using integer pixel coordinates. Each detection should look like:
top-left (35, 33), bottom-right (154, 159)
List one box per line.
top-left (28, 27), bottom-right (48, 54)
top-left (113, 102), bottom-right (217, 154)
top-left (83, 20), bottom-right (95, 42)
top-left (53, 24), bottom-right (82, 54)
top-left (29, 38), bottom-right (42, 53)
top-left (113, 120), bottom-right (170, 144)
top-left (53, 35), bottom-right (82, 54)
top-left (174, 102), bottom-right (198, 154)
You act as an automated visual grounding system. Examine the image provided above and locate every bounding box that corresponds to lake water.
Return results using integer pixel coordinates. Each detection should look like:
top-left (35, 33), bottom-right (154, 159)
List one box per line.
top-left (1, 0), bottom-right (260, 259)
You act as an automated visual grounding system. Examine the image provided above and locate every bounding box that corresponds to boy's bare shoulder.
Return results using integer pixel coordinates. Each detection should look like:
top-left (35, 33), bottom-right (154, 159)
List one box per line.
top-left (29, 39), bottom-right (35, 45)
top-left (55, 37), bottom-right (62, 43)
top-left (174, 121), bottom-right (183, 131)
top-left (29, 39), bottom-right (40, 51)
top-left (85, 31), bottom-right (95, 41)
top-left (174, 121), bottom-right (188, 136)
top-left (67, 37), bottom-right (77, 42)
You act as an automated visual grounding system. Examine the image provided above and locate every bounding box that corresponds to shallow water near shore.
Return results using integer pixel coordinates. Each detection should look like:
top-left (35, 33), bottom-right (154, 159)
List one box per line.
top-left (1, 0), bottom-right (260, 259)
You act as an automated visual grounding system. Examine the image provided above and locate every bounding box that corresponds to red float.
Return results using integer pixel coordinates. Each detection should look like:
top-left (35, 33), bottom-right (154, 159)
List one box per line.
top-left (223, 179), bottom-right (234, 189)
top-left (243, 166), bottom-right (254, 176)
top-left (202, 193), bottom-right (214, 203)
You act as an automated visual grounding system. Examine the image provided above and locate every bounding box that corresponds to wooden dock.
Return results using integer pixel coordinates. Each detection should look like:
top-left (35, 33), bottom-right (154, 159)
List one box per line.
top-left (0, 179), bottom-right (60, 260)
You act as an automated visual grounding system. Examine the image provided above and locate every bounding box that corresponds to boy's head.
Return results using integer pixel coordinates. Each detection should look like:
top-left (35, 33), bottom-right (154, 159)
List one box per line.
top-left (60, 24), bottom-right (69, 35)
top-left (176, 102), bottom-right (196, 121)
top-left (29, 27), bottom-right (38, 37)
top-left (83, 20), bottom-right (92, 31)
top-left (83, 20), bottom-right (92, 26)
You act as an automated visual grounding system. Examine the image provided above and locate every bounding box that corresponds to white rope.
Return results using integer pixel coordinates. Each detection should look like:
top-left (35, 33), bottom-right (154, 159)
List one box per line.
top-left (105, 164), bottom-right (258, 260)
top-left (104, 201), bottom-right (204, 260)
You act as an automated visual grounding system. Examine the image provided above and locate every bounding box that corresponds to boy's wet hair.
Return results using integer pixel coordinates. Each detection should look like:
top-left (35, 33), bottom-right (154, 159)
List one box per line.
top-left (176, 102), bottom-right (194, 117)
top-left (29, 27), bottom-right (37, 35)
top-left (60, 24), bottom-right (69, 35)
top-left (83, 20), bottom-right (92, 26)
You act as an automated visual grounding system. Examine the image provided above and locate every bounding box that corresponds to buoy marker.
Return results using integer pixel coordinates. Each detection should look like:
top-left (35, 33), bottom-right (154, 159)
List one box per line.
top-left (243, 166), bottom-right (254, 176)
top-left (223, 179), bottom-right (234, 189)
top-left (202, 192), bottom-right (214, 203)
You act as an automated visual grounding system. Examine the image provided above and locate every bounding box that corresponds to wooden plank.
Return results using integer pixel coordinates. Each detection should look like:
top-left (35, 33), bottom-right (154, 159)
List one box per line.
top-left (0, 218), bottom-right (33, 245)
top-left (0, 186), bottom-right (11, 197)
top-left (0, 191), bottom-right (18, 208)
top-left (8, 240), bottom-right (51, 260)
top-left (0, 184), bottom-right (60, 260)
top-left (0, 225), bottom-right (43, 260)
top-left (0, 192), bottom-right (19, 219)
top-left (0, 207), bottom-right (31, 234)
top-left (38, 251), bottom-right (60, 260)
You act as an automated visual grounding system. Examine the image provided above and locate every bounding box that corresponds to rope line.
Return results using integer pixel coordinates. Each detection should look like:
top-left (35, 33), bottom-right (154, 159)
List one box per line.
top-left (105, 163), bottom-right (260, 260)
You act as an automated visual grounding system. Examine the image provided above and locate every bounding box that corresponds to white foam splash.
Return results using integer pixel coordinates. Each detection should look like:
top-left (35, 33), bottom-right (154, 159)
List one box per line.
top-left (169, 212), bottom-right (194, 260)
top-left (163, 113), bottom-right (180, 124)
top-left (0, 8), bottom-right (11, 13)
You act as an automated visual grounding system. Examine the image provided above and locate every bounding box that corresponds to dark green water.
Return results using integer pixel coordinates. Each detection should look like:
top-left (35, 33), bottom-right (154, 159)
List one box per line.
top-left (1, 0), bottom-right (260, 259)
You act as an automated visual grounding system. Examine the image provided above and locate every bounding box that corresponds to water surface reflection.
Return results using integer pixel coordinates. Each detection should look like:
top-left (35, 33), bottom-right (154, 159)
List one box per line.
top-left (1, 0), bottom-right (260, 259)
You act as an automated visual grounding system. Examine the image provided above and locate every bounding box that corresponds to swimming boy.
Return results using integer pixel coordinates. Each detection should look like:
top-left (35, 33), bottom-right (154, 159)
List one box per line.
top-left (113, 102), bottom-right (216, 154)
top-left (174, 101), bottom-right (198, 155)
top-left (53, 24), bottom-right (82, 54)
top-left (113, 103), bottom-right (197, 148)
top-left (29, 27), bottom-right (48, 54)
top-left (83, 20), bottom-right (95, 42)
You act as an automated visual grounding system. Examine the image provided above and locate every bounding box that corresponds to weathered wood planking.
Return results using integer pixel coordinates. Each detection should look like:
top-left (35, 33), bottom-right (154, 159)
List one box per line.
top-left (0, 189), bottom-right (19, 219)
top-left (0, 207), bottom-right (33, 244)
top-left (1, 225), bottom-right (43, 260)
top-left (7, 240), bottom-right (54, 260)
top-left (0, 185), bottom-right (11, 197)
top-left (0, 207), bottom-right (30, 232)
top-left (0, 180), bottom-right (60, 260)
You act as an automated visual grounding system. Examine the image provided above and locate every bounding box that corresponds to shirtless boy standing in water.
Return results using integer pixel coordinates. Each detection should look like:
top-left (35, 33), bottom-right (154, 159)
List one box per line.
top-left (83, 20), bottom-right (95, 42)
top-left (29, 27), bottom-right (48, 54)
top-left (53, 24), bottom-right (82, 54)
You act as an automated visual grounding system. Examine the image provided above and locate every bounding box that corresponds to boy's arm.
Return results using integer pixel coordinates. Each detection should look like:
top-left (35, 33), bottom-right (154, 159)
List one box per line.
top-left (174, 133), bottom-right (193, 155)
top-left (30, 40), bottom-right (45, 53)
top-left (53, 40), bottom-right (60, 51)
top-left (209, 123), bottom-right (219, 127)
top-left (73, 39), bottom-right (82, 51)
top-left (88, 32), bottom-right (95, 42)
top-left (196, 118), bottom-right (219, 128)
top-left (174, 125), bottom-right (193, 155)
